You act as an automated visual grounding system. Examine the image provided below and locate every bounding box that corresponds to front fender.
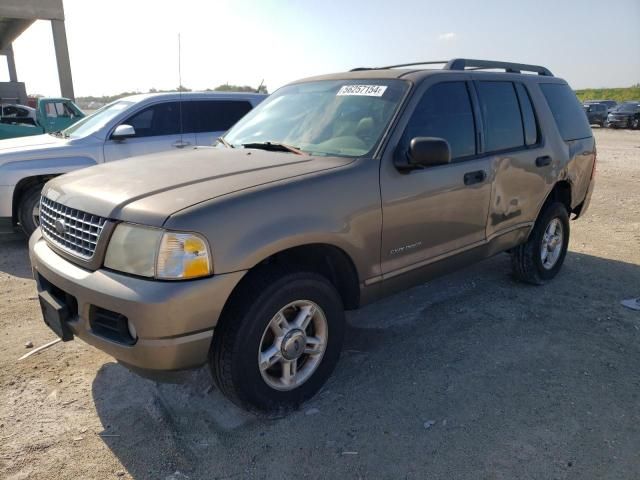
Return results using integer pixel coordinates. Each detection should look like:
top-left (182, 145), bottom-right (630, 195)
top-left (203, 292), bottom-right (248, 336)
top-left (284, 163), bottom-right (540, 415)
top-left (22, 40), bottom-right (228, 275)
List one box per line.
top-left (0, 156), bottom-right (98, 187)
top-left (221, 214), bottom-right (366, 275)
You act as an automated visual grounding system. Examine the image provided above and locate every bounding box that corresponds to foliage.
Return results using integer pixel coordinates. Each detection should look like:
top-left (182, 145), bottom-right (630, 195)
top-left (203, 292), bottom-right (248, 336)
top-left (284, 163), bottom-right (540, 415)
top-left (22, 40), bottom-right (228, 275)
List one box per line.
top-left (575, 85), bottom-right (640, 103)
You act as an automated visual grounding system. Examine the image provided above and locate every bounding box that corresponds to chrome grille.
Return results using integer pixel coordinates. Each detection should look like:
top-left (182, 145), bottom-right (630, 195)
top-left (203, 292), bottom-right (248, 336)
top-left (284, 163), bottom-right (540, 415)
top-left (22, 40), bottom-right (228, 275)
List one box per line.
top-left (39, 196), bottom-right (107, 259)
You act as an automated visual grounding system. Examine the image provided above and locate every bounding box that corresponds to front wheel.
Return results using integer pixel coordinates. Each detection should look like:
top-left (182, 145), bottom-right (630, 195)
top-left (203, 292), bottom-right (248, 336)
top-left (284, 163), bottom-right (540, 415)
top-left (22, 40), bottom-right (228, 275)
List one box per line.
top-left (210, 269), bottom-right (345, 413)
top-left (510, 202), bottom-right (570, 285)
top-left (631, 118), bottom-right (640, 130)
top-left (17, 185), bottom-right (43, 237)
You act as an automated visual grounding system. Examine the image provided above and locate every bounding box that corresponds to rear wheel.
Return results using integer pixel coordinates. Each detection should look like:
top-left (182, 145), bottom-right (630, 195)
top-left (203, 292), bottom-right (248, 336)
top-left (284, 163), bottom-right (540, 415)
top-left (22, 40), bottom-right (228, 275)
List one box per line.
top-left (510, 202), bottom-right (570, 285)
top-left (17, 185), bottom-right (43, 237)
top-left (210, 269), bottom-right (345, 413)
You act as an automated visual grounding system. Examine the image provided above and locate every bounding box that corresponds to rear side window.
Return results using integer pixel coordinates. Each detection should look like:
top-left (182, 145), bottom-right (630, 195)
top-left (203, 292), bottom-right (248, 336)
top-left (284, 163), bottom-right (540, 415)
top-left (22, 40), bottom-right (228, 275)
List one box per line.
top-left (402, 82), bottom-right (476, 160)
top-left (476, 81), bottom-right (524, 152)
top-left (514, 83), bottom-right (539, 146)
top-left (189, 100), bottom-right (253, 133)
top-left (124, 102), bottom-right (181, 138)
top-left (540, 83), bottom-right (592, 141)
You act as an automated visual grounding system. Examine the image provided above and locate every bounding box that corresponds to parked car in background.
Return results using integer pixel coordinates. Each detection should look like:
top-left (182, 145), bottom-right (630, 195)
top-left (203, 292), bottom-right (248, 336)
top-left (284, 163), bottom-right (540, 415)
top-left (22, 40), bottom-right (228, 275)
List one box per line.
top-left (584, 99), bottom-right (617, 112)
top-left (1, 103), bottom-right (36, 123)
top-left (0, 98), bottom-right (84, 140)
top-left (605, 102), bottom-right (640, 129)
top-left (29, 59), bottom-right (596, 413)
top-left (0, 92), bottom-right (266, 235)
top-left (583, 102), bottom-right (608, 126)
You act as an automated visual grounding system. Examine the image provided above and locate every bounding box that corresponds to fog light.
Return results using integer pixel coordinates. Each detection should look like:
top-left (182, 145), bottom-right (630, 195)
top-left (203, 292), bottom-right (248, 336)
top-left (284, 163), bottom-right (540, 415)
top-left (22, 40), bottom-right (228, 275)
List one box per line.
top-left (127, 320), bottom-right (137, 340)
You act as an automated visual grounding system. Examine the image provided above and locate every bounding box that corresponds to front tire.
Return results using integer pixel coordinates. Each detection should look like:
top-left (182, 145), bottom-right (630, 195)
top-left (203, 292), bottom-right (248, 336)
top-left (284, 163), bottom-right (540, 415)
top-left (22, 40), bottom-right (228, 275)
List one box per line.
top-left (17, 185), bottom-right (43, 237)
top-left (510, 202), bottom-right (570, 285)
top-left (210, 269), bottom-right (345, 413)
top-left (631, 118), bottom-right (639, 130)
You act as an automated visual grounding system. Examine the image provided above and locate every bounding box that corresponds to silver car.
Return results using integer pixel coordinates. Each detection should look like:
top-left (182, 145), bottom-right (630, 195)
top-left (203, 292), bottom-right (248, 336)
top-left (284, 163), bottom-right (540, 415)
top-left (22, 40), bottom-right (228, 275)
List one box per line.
top-left (0, 92), bottom-right (266, 235)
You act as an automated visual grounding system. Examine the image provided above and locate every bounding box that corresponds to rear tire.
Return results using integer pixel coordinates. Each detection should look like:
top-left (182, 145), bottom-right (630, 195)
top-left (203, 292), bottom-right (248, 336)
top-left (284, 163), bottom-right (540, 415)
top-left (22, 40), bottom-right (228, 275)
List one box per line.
top-left (17, 185), bottom-right (43, 237)
top-left (210, 268), bottom-right (345, 413)
top-left (510, 202), bottom-right (570, 285)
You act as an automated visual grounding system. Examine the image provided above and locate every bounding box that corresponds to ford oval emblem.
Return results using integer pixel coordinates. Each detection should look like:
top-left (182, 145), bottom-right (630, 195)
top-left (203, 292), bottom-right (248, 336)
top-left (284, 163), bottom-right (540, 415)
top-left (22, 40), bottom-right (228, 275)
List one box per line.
top-left (54, 218), bottom-right (67, 234)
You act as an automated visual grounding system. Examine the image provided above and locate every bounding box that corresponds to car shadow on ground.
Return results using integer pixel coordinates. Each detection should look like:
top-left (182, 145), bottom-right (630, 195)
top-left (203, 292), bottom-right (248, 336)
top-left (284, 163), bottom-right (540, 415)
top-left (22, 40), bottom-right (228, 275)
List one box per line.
top-left (90, 251), bottom-right (640, 479)
top-left (0, 233), bottom-right (32, 279)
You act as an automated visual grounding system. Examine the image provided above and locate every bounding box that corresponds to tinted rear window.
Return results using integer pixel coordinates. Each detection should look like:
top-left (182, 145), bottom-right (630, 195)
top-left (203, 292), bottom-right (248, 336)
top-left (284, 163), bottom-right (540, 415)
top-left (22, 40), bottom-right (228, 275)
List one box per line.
top-left (188, 100), bottom-right (253, 133)
top-left (477, 81), bottom-right (524, 152)
top-left (540, 84), bottom-right (592, 141)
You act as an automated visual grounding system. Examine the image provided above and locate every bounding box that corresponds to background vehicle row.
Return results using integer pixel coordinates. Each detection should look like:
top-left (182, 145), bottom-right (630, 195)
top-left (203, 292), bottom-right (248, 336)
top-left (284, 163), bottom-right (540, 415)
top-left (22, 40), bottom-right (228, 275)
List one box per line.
top-left (0, 92), bottom-right (266, 235)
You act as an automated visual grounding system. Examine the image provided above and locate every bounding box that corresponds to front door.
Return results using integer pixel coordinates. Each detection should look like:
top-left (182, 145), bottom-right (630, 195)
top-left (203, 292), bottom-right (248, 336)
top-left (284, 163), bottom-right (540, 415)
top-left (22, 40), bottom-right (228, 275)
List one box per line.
top-left (380, 79), bottom-right (493, 276)
top-left (103, 101), bottom-right (196, 162)
top-left (40, 100), bottom-right (81, 132)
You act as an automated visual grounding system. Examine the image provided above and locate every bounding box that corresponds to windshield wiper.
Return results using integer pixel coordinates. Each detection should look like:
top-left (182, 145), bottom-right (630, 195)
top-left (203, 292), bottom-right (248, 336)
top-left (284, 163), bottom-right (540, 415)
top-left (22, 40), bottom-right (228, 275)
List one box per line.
top-left (216, 136), bottom-right (234, 148)
top-left (49, 131), bottom-right (63, 137)
top-left (241, 142), bottom-right (306, 155)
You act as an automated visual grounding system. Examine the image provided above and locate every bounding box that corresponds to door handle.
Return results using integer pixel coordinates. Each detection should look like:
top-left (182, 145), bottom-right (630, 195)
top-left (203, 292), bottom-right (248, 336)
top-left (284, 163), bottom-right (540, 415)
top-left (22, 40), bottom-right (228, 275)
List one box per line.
top-left (463, 170), bottom-right (486, 186)
top-left (536, 155), bottom-right (552, 167)
top-left (172, 140), bottom-right (191, 148)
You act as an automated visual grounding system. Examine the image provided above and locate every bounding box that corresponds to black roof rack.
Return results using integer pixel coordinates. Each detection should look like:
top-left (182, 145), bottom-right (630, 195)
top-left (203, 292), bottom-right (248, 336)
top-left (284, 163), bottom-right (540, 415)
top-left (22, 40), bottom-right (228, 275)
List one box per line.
top-left (350, 58), bottom-right (553, 77)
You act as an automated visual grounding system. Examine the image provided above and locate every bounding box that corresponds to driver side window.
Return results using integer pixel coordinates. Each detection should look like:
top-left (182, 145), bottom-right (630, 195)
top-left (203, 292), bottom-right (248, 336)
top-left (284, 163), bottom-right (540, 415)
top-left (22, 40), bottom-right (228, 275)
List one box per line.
top-left (123, 102), bottom-right (181, 138)
top-left (401, 82), bottom-right (476, 161)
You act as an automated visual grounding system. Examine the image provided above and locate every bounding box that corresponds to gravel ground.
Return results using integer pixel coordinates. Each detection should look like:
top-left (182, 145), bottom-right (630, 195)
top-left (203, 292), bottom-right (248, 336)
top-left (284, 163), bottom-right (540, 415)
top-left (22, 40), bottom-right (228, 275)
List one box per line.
top-left (1, 128), bottom-right (639, 480)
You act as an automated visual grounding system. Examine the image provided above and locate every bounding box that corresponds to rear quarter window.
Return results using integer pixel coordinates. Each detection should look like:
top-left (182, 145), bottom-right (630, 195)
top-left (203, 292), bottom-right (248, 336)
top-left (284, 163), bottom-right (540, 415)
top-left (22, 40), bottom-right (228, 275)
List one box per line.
top-left (540, 83), bottom-right (592, 141)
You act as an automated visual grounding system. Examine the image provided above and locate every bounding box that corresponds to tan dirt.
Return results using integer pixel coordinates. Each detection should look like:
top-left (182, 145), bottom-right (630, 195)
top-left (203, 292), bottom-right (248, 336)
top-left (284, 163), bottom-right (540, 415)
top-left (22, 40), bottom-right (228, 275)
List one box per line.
top-left (1, 128), bottom-right (639, 480)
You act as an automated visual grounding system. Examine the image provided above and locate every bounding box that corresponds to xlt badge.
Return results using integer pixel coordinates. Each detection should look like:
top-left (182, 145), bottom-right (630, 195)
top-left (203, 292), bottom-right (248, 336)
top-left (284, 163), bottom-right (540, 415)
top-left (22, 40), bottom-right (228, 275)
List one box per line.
top-left (390, 241), bottom-right (422, 256)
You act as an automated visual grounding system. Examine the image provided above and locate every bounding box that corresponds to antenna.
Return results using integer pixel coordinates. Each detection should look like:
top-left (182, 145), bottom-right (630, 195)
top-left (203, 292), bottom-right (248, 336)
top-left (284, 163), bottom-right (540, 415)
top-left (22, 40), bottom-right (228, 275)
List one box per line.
top-left (178, 33), bottom-right (184, 144)
top-left (257, 79), bottom-right (264, 93)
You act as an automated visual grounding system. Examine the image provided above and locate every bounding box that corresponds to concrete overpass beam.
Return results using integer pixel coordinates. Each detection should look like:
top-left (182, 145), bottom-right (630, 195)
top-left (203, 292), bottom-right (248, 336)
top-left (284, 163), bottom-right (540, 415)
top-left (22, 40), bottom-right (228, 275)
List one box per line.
top-left (51, 19), bottom-right (74, 100)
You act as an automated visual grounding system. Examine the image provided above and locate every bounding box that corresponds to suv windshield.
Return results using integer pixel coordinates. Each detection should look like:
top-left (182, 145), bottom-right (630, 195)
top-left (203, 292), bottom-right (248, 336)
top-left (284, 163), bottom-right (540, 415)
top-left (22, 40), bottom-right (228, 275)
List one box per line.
top-left (224, 79), bottom-right (409, 157)
top-left (63, 100), bottom-right (133, 139)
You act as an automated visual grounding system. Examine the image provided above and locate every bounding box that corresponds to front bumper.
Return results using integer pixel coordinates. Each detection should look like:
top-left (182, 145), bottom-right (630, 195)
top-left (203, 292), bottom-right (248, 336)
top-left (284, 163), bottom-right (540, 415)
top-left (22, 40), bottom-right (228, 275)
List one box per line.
top-left (0, 185), bottom-right (14, 232)
top-left (606, 118), bottom-right (631, 128)
top-left (29, 230), bottom-right (246, 372)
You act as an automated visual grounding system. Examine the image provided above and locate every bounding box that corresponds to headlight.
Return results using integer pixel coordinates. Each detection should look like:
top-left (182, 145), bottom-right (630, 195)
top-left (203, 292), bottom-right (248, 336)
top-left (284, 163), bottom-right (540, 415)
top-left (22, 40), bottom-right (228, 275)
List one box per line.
top-left (104, 223), bottom-right (212, 280)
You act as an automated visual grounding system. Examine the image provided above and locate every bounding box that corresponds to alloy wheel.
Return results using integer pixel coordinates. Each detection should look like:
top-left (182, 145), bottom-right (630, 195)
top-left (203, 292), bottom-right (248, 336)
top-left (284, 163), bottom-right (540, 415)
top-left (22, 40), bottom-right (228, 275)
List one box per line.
top-left (540, 218), bottom-right (563, 270)
top-left (258, 300), bottom-right (328, 391)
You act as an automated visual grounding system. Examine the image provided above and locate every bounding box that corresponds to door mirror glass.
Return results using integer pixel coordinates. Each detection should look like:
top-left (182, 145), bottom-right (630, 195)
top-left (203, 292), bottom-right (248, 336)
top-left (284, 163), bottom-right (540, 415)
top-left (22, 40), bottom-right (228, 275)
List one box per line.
top-left (397, 137), bottom-right (451, 170)
top-left (112, 124), bottom-right (136, 140)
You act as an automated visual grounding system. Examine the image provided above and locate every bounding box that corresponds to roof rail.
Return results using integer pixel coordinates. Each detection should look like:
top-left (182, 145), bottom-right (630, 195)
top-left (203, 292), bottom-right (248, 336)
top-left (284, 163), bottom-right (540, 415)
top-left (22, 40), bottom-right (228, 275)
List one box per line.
top-left (445, 58), bottom-right (553, 76)
top-left (350, 58), bottom-right (553, 76)
top-left (350, 61), bottom-right (449, 72)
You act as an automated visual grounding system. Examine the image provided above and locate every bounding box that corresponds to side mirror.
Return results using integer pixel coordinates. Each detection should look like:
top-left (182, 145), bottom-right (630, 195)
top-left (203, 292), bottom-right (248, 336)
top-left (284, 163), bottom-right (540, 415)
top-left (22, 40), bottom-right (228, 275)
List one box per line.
top-left (111, 124), bottom-right (136, 140)
top-left (395, 137), bottom-right (451, 171)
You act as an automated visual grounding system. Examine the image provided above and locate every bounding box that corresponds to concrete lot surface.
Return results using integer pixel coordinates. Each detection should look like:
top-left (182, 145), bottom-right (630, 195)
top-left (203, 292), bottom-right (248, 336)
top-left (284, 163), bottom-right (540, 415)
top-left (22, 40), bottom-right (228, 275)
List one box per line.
top-left (1, 128), bottom-right (639, 479)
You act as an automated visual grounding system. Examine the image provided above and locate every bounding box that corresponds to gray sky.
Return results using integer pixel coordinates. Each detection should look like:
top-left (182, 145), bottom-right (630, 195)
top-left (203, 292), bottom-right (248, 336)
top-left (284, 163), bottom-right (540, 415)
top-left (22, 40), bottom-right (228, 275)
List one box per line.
top-left (3, 0), bottom-right (639, 97)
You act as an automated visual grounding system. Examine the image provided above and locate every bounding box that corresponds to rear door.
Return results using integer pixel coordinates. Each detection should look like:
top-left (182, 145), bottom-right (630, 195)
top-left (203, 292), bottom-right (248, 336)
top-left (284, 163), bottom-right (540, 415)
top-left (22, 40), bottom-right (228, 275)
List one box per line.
top-left (380, 77), bottom-right (493, 276)
top-left (188, 100), bottom-right (254, 146)
top-left (473, 79), bottom-right (550, 240)
top-left (103, 101), bottom-right (196, 162)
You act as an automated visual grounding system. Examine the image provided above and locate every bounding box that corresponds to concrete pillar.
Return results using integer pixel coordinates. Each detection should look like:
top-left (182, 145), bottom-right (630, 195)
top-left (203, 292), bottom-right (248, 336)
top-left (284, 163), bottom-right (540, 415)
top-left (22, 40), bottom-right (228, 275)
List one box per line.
top-left (5, 44), bottom-right (18, 82)
top-left (50, 19), bottom-right (74, 100)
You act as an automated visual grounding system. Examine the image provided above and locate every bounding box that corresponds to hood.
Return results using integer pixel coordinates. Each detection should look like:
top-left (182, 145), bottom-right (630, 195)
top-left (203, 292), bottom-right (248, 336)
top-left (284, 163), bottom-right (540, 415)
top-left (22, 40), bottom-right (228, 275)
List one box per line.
top-left (0, 133), bottom-right (72, 165)
top-left (43, 147), bottom-right (354, 226)
top-left (0, 133), bottom-right (66, 152)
